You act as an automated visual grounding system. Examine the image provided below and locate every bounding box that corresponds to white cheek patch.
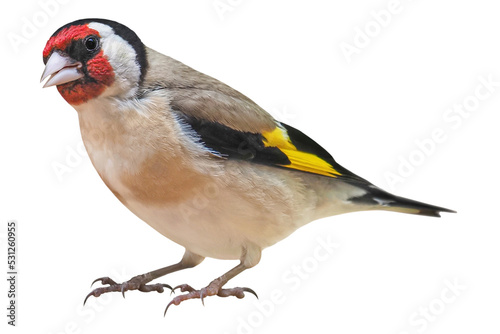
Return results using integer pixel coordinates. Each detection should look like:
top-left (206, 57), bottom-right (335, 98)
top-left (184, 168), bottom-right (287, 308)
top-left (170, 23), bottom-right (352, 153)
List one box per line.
top-left (88, 22), bottom-right (142, 98)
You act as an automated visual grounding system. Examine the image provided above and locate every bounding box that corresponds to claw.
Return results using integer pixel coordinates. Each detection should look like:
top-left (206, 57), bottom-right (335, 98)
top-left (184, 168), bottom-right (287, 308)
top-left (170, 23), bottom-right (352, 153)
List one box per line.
top-left (241, 287), bottom-right (259, 299)
top-left (171, 284), bottom-right (195, 294)
top-left (83, 292), bottom-right (93, 306)
top-left (156, 283), bottom-right (173, 292)
top-left (164, 284), bottom-right (258, 314)
top-left (83, 286), bottom-right (109, 306)
top-left (91, 276), bottom-right (117, 288)
top-left (84, 275), bottom-right (173, 305)
top-left (171, 285), bottom-right (182, 293)
top-left (164, 300), bottom-right (176, 316)
top-left (200, 289), bottom-right (205, 306)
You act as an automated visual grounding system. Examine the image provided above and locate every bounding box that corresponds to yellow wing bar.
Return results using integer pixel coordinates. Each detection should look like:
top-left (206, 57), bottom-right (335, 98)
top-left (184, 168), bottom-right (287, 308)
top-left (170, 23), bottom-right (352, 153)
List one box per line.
top-left (262, 126), bottom-right (341, 178)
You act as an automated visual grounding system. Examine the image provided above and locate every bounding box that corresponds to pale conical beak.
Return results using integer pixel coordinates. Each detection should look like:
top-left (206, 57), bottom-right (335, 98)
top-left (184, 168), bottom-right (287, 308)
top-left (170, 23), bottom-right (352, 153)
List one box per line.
top-left (40, 52), bottom-right (84, 88)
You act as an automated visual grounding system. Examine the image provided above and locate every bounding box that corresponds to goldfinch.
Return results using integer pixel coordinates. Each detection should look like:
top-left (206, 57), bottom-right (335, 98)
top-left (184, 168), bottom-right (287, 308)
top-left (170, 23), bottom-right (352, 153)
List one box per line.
top-left (41, 18), bottom-right (455, 314)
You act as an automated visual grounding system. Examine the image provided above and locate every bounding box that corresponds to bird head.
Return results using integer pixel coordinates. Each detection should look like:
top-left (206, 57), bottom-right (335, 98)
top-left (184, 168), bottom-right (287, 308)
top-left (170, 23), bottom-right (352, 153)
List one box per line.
top-left (41, 19), bottom-right (147, 106)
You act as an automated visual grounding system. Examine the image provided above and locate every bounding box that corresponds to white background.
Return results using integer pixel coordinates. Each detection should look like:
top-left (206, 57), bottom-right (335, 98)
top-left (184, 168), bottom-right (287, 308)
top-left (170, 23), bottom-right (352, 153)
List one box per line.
top-left (1, 0), bottom-right (499, 333)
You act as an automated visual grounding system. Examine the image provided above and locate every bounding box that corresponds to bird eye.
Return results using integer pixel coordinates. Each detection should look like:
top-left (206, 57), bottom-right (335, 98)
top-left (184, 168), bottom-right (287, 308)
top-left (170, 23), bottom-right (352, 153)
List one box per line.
top-left (84, 36), bottom-right (99, 51)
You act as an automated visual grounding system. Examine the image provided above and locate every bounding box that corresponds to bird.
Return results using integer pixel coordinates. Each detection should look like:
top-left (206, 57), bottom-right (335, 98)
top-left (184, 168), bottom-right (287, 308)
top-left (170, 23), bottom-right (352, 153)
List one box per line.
top-left (40, 18), bottom-right (455, 314)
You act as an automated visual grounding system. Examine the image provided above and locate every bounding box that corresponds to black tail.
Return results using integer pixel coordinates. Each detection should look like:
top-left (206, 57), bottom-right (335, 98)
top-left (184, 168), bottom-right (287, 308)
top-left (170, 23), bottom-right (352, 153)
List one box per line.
top-left (350, 187), bottom-right (456, 217)
top-left (383, 194), bottom-right (456, 217)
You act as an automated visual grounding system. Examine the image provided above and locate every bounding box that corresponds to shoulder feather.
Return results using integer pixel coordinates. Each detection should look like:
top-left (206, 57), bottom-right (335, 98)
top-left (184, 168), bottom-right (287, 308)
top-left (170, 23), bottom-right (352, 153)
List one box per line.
top-left (140, 47), bottom-right (276, 133)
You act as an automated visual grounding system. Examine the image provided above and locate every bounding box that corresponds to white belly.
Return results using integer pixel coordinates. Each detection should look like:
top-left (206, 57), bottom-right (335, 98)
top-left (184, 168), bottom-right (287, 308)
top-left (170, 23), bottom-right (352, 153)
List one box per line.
top-left (82, 137), bottom-right (313, 259)
top-left (76, 98), bottom-right (359, 260)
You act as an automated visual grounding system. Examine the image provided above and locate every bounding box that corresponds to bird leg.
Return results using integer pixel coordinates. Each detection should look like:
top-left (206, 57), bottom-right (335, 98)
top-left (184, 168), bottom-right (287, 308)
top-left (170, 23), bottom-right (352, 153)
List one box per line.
top-left (165, 260), bottom-right (257, 315)
top-left (84, 250), bottom-right (204, 305)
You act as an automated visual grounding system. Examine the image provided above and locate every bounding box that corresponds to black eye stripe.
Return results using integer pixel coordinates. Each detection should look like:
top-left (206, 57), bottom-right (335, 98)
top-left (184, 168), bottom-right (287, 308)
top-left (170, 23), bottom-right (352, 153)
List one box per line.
top-left (65, 35), bottom-right (101, 67)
